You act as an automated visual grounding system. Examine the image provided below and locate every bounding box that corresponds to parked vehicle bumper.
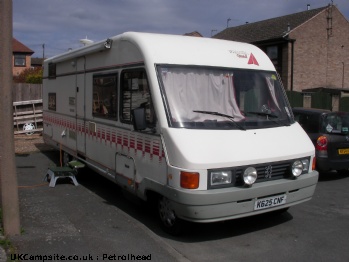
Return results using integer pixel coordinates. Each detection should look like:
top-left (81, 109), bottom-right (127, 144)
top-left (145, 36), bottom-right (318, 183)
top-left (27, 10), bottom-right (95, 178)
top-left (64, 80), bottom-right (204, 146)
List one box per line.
top-left (316, 156), bottom-right (349, 172)
top-left (164, 171), bottom-right (318, 223)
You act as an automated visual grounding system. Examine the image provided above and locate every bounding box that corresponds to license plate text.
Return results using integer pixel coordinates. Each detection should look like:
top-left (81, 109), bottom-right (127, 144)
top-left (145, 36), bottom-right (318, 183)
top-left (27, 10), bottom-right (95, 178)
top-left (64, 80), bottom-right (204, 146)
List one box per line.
top-left (254, 195), bottom-right (287, 210)
top-left (338, 148), bottom-right (349, 155)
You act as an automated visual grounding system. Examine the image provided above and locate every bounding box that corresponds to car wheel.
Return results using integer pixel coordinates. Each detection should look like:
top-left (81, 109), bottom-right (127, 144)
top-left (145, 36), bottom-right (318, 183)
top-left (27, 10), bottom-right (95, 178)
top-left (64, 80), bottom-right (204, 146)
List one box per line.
top-left (158, 196), bottom-right (184, 235)
top-left (23, 122), bottom-right (35, 135)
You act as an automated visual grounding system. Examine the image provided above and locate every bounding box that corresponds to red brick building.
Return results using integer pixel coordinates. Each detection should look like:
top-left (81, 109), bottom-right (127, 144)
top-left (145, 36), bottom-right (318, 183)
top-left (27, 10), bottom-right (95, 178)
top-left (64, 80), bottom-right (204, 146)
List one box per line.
top-left (12, 38), bottom-right (34, 76)
top-left (213, 4), bottom-right (349, 97)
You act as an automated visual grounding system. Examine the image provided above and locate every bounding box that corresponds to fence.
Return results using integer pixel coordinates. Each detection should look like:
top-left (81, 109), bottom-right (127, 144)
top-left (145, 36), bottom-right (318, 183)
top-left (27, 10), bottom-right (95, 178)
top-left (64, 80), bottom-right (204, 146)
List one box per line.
top-left (12, 83), bottom-right (42, 102)
top-left (13, 83), bottom-right (43, 134)
top-left (286, 91), bottom-right (303, 108)
top-left (13, 99), bottom-right (43, 134)
top-left (339, 97), bottom-right (349, 112)
top-left (286, 90), bottom-right (349, 112)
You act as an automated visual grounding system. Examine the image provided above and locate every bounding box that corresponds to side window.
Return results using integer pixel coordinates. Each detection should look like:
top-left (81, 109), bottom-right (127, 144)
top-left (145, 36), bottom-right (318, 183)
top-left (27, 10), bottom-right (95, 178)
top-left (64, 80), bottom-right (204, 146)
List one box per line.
top-left (295, 113), bottom-right (312, 132)
top-left (121, 69), bottom-right (155, 126)
top-left (92, 74), bottom-right (118, 120)
top-left (48, 63), bottom-right (56, 79)
top-left (307, 115), bottom-right (320, 133)
top-left (293, 113), bottom-right (301, 122)
top-left (323, 114), bottom-right (344, 133)
top-left (14, 54), bottom-right (26, 67)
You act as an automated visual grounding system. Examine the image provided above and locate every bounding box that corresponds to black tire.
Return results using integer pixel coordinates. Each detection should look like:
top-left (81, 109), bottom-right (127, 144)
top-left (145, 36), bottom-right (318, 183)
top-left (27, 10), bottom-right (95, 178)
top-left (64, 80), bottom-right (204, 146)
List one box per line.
top-left (337, 169), bottom-right (349, 175)
top-left (158, 196), bottom-right (184, 236)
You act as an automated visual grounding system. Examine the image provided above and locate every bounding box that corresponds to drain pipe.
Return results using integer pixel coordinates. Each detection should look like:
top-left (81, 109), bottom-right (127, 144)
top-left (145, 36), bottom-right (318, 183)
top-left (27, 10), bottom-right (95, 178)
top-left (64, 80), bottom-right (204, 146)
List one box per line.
top-left (290, 38), bottom-right (296, 91)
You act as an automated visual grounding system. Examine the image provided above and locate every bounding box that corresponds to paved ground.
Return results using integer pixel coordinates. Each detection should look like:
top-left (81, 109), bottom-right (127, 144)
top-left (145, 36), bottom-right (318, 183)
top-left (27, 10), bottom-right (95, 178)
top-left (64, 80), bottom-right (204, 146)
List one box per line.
top-left (5, 134), bottom-right (187, 261)
top-left (4, 134), bottom-right (349, 261)
top-left (14, 133), bottom-right (53, 154)
top-left (1, 134), bottom-right (48, 262)
top-left (9, 151), bottom-right (188, 261)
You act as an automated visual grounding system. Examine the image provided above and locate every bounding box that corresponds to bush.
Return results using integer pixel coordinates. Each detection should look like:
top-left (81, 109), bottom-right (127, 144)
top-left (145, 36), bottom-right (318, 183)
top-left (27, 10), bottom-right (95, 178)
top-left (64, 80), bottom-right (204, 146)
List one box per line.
top-left (13, 67), bottom-right (43, 84)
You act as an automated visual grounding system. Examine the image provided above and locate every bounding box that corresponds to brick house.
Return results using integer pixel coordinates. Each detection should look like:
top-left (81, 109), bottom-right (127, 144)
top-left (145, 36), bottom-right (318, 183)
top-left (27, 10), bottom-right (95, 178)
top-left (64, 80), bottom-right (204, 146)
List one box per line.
top-left (213, 4), bottom-right (349, 110)
top-left (31, 57), bottom-right (44, 68)
top-left (12, 38), bottom-right (34, 76)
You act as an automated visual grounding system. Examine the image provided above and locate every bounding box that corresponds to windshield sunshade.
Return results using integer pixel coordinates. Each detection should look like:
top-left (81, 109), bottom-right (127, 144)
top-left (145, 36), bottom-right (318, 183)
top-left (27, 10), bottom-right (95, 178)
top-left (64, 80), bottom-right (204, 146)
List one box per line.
top-left (157, 66), bottom-right (292, 129)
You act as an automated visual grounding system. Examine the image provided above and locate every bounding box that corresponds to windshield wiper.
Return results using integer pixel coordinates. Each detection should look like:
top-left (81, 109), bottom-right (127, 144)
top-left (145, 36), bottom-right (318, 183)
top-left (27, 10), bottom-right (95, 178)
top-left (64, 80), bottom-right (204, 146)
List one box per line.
top-left (193, 110), bottom-right (246, 130)
top-left (247, 111), bottom-right (290, 126)
top-left (247, 111), bottom-right (278, 118)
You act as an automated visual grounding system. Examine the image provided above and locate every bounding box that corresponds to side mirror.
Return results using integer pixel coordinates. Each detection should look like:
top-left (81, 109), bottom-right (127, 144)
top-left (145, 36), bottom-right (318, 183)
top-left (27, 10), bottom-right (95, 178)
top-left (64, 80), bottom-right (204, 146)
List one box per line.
top-left (131, 107), bottom-right (147, 131)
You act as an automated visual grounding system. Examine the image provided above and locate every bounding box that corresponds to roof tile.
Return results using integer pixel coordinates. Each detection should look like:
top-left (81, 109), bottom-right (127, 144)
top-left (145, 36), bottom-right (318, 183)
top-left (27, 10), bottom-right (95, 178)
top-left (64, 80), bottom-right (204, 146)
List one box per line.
top-left (13, 38), bottom-right (34, 54)
top-left (213, 6), bottom-right (328, 43)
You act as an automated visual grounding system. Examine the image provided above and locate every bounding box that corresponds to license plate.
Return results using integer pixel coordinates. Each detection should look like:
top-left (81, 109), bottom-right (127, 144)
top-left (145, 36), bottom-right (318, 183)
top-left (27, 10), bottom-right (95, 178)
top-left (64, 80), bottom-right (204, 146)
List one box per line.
top-left (254, 194), bottom-right (287, 210)
top-left (338, 148), bottom-right (349, 155)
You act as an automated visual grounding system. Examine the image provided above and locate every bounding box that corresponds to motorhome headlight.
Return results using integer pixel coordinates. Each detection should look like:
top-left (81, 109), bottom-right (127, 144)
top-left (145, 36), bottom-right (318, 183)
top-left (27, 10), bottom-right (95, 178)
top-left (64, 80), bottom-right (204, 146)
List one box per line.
top-left (291, 160), bottom-right (303, 177)
top-left (301, 158), bottom-right (310, 172)
top-left (210, 171), bottom-right (232, 186)
top-left (243, 167), bottom-right (257, 186)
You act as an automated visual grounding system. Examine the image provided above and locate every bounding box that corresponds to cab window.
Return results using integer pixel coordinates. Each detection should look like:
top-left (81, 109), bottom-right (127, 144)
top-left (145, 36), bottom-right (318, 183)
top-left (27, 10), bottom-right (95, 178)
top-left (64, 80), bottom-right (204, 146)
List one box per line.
top-left (120, 69), bottom-right (155, 127)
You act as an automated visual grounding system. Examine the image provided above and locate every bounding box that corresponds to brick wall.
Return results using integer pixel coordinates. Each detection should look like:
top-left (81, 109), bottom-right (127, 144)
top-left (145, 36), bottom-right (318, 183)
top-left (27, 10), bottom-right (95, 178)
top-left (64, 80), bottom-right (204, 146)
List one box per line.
top-left (289, 5), bottom-right (349, 92)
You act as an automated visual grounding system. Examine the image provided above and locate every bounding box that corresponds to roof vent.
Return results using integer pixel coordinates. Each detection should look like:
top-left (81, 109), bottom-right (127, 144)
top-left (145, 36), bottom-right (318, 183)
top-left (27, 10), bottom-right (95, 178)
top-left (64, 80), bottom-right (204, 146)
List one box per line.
top-left (307, 4), bottom-right (310, 10)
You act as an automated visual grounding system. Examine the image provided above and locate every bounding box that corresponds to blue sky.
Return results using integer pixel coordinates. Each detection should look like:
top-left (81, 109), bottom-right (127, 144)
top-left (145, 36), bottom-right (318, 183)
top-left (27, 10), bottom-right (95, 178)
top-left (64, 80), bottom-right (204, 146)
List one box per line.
top-left (13, 0), bottom-right (349, 58)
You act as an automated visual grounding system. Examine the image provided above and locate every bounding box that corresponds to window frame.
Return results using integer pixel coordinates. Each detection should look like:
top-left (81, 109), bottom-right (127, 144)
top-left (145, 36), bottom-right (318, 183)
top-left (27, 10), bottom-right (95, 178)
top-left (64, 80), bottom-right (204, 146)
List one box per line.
top-left (14, 53), bottom-right (26, 67)
top-left (156, 64), bottom-right (292, 130)
top-left (48, 63), bottom-right (56, 79)
top-left (120, 68), bottom-right (155, 128)
top-left (92, 73), bottom-right (118, 121)
top-left (264, 45), bottom-right (282, 74)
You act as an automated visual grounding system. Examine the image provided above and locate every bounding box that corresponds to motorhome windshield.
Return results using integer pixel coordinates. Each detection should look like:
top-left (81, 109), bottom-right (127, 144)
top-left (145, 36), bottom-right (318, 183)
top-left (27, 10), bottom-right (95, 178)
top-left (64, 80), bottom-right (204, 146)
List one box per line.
top-left (157, 65), bottom-right (293, 129)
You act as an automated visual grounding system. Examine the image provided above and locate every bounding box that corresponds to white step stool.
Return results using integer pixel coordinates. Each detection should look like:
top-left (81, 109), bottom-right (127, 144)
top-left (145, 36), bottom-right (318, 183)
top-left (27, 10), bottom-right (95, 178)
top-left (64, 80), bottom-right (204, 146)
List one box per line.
top-left (44, 161), bottom-right (85, 187)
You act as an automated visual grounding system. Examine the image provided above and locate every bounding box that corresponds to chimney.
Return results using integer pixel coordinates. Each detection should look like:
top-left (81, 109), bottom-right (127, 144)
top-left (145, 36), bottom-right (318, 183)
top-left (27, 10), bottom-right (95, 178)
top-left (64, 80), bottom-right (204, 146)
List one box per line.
top-left (307, 4), bottom-right (310, 10)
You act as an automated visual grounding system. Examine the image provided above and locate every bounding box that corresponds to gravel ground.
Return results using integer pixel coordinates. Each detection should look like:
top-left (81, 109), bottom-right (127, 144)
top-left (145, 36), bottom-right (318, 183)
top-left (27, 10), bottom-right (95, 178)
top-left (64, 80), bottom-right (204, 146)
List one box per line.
top-left (14, 133), bottom-right (54, 154)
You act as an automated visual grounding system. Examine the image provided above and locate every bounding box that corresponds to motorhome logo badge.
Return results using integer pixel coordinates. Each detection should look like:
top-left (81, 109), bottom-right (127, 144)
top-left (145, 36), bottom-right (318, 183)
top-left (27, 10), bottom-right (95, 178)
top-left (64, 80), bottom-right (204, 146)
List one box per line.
top-left (229, 50), bottom-right (248, 58)
top-left (248, 53), bottom-right (259, 66)
top-left (265, 165), bottom-right (273, 179)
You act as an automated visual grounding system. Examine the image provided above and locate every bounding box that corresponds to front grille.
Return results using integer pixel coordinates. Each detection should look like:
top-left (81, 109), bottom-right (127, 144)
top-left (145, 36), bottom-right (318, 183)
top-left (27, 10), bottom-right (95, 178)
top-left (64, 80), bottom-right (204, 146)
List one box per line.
top-left (235, 160), bottom-right (292, 186)
top-left (208, 158), bottom-right (310, 189)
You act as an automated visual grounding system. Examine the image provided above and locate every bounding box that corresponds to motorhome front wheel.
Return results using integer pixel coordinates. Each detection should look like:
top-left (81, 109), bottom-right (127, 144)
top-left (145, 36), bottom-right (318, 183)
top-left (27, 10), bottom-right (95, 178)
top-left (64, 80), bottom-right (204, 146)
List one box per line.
top-left (158, 196), bottom-right (183, 235)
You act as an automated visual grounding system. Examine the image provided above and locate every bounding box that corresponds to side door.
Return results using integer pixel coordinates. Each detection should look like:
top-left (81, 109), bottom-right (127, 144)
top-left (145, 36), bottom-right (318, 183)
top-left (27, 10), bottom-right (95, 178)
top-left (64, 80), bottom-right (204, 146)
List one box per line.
top-left (116, 68), bottom-right (157, 189)
top-left (84, 73), bottom-right (118, 168)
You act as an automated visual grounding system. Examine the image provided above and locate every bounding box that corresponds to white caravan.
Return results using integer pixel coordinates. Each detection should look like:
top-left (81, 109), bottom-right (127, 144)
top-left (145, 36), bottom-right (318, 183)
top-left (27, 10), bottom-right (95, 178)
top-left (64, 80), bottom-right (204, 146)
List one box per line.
top-left (43, 32), bottom-right (318, 234)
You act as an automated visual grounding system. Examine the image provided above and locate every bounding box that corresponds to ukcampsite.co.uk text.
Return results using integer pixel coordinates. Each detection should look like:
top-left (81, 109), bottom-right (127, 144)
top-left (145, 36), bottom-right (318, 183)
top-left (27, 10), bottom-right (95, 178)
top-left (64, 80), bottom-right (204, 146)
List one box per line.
top-left (10, 253), bottom-right (152, 261)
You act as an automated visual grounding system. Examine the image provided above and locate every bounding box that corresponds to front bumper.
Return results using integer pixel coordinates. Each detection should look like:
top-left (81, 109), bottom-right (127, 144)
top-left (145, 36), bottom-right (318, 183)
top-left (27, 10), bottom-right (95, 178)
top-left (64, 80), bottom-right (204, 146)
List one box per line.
top-left (165, 170), bottom-right (318, 223)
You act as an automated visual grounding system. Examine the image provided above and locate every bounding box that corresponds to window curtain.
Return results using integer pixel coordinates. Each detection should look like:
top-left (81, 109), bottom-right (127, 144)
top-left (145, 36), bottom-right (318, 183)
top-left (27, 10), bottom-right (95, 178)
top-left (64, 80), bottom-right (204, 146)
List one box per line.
top-left (161, 68), bottom-right (244, 123)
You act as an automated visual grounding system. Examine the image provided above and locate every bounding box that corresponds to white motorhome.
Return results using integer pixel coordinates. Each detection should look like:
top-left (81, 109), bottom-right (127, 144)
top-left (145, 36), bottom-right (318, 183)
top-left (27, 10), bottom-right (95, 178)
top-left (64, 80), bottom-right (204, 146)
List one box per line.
top-left (43, 32), bottom-right (318, 234)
